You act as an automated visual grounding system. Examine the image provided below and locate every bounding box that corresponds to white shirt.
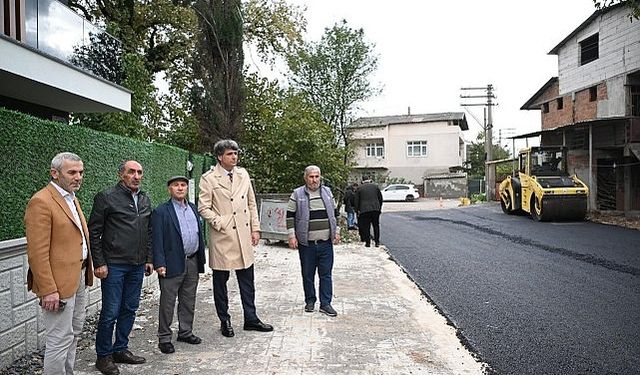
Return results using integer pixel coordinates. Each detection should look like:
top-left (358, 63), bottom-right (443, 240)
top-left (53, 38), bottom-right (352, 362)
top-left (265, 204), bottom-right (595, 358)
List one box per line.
top-left (50, 182), bottom-right (88, 260)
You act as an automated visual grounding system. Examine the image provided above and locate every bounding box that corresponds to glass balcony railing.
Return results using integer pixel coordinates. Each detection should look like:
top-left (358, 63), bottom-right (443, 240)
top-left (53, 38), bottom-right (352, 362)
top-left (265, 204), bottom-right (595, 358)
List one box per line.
top-left (23, 0), bottom-right (123, 84)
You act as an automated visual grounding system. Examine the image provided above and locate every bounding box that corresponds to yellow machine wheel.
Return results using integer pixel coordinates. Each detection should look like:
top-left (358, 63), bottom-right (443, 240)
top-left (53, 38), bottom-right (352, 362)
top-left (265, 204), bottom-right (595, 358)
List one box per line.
top-left (500, 192), bottom-right (514, 214)
top-left (531, 195), bottom-right (544, 221)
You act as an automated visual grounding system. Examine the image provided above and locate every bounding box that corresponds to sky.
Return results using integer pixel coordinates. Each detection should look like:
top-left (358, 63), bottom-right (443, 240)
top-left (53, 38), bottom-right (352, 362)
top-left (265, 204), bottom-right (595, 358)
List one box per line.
top-left (257, 0), bottom-right (598, 150)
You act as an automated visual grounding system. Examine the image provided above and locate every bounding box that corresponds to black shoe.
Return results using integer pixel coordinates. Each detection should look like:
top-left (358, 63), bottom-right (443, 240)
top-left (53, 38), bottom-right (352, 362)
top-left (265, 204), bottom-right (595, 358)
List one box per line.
top-left (112, 349), bottom-right (146, 364)
top-left (243, 319), bottom-right (274, 332)
top-left (96, 355), bottom-right (119, 375)
top-left (375, 241), bottom-right (380, 247)
top-left (221, 320), bottom-right (234, 337)
top-left (320, 304), bottom-right (338, 317)
top-left (304, 302), bottom-right (314, 312)
top-left (365, 242), bottom-right (371, 247)
top-left (177, 334), bottom-right (202, 344)
top-left (158, 342), bottom-right (175, 354)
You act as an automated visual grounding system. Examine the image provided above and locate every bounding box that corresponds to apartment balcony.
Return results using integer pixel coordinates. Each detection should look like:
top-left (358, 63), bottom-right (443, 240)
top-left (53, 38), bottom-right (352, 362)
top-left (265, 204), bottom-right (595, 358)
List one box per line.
top-left (0, 0), bottom-right (131, 114)
top-left (353, 156), bottom-right (388, 169)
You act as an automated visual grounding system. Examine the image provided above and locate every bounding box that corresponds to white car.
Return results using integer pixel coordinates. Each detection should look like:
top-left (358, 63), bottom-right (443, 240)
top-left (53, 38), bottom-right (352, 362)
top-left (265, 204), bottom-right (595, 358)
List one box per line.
top-left (381, 184), bottom-right (420, 202)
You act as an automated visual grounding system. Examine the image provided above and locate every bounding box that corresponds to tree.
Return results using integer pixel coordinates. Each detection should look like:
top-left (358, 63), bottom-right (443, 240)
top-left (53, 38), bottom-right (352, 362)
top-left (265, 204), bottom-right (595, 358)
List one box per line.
top-left (287, 20), bottom-right (379, 149)
top-left (243, 0), bottom-right (306, 65)
top-left (465, 132), bottom-right (511, 178)
top-left (67, 0), bottom-right (307, 152)
top-left (241, 74), bottom-right (348, 193)
top-left (162, 0), bottom-right (306, 152)
top-left (190, 0), bottom-right (245, 150)
top-left (72, 53), bottom-right (162, 141)
top-left (68, 0), bottom-right (196, 74)
top-left (593, 0), bottom-right (640, 19)
top-left (67, 0), bottom-right (195, 141)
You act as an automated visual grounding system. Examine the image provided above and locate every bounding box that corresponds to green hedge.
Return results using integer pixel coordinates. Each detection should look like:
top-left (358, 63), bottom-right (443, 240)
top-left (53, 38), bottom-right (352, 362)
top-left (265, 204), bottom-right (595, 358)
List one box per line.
top-left (0, 108), bottom-right (211, 241)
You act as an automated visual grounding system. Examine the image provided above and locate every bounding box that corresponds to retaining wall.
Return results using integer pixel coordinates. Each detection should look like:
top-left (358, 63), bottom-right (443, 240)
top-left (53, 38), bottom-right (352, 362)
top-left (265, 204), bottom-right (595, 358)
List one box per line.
top-left (0, 238), bottom-right (158, 370)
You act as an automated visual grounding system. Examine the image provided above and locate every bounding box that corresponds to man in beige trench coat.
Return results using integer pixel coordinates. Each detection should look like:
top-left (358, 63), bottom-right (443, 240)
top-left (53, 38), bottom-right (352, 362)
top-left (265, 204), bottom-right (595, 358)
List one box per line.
top-left (198, 139), bottom-right (273, 337)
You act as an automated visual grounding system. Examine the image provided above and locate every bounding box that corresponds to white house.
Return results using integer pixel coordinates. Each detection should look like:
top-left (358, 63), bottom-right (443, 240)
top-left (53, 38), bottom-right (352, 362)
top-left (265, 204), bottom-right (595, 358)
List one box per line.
top-left (348, 112), bottom-right (468, 185)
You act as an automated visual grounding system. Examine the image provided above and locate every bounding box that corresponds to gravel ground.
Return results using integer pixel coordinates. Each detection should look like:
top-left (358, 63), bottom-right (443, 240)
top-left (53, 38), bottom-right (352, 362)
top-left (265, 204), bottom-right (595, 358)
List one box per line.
top-left (0, 290), bottom-right (153, 375)
top-left (0, 313), bottom-right (98, 375)
top-left (2, 198), bottom-right (635, 374)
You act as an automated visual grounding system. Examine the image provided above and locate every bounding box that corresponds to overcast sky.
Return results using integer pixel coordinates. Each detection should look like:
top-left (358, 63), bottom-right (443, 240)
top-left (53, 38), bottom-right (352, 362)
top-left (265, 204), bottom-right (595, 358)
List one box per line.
top-left (269, 0), bottom-right (598, 149)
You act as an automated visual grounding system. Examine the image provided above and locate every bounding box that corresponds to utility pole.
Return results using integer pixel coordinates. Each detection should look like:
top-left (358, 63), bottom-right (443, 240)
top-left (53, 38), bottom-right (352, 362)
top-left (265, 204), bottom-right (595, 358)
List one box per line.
top-left (461, 84), bottom-right (497, 201)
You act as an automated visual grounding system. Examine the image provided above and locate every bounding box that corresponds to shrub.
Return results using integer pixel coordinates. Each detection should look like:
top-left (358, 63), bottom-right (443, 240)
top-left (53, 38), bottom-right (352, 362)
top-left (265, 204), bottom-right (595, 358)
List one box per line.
top-left (0, 108), bottom-right (207, 241)
top-left (471, 193), bottom-right (486, 203)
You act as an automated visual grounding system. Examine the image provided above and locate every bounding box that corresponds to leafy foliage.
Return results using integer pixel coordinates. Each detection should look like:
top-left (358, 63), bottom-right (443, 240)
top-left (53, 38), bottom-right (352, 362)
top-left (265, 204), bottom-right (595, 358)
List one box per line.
top-left (159, 0), bottom-right (307, 153)
top-left (0, 108), bottom-right (206, 241)
top-left (70, 29), bottom-right (124, 84)
top-left (191, 0), bottom-right (245, 149)
top-left (288, 20), bottom-right (379, 148)
top-left (72, 53), bottom-right (162, 141)
top-left (68, 0), bottom-right (196, 74)
top-left (68, 0), bottom-right (196, 142)
top-left (241, 74), bottom-right (349, 193)
top-left (243, 0), bottom-right (307, 65)
top-left (465, 131), bottom-right (511, 178)
top-left (593, 0), bottom-right (640, 19)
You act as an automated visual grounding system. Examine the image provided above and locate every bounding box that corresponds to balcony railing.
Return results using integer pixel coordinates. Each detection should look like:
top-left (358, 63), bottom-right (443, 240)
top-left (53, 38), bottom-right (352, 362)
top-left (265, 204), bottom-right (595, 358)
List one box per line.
top-left (21, 0), bottom-right (123, 84)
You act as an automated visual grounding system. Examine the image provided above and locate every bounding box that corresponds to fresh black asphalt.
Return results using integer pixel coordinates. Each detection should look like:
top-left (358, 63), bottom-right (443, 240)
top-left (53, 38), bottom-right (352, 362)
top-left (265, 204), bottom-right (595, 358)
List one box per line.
top-left (380, 203), bottom-right (640, 375)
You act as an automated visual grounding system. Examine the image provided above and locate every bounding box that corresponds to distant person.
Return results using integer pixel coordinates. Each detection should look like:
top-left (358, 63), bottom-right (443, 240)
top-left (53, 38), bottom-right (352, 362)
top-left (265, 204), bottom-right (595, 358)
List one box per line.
top-left (152, 176), bottom-right (206, 354)
top-left (198, 139), bottom-right (273, 338)
top-left (286, 165), bottom-right (340, 317)
top-left (25, 152), bottom-right (93, 375)
top-left (354, 176), bottom-right (383, 247)
top-left (89, 160), bottom-right (153, 375)
top-left (343, 183), bottom-right (358, 230)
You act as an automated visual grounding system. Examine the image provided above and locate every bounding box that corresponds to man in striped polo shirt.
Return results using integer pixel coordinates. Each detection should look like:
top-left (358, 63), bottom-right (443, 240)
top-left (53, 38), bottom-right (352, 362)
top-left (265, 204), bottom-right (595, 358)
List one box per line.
top-left (286, 165), bottom-right (341, 317)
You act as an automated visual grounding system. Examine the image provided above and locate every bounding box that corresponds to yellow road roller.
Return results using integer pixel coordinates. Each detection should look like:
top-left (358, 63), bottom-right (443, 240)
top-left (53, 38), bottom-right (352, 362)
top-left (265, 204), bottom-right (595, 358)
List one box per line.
top-left (499, 147), bottom-right (589, 221)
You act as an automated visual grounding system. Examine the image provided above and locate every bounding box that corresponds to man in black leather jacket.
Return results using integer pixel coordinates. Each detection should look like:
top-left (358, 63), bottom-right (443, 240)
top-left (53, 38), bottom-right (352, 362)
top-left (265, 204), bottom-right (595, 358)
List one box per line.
top-left (354, 177), bottom-right (383, 247)
top-left (89, 160), bottom-right (153, 375)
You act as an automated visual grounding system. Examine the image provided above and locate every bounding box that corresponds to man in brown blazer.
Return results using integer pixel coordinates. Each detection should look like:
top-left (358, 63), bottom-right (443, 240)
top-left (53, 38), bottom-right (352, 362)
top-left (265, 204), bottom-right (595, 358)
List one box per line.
top-left (198, 139), bottom-right (273, 338)
top-left (25, 152), bottom-right (93, 374)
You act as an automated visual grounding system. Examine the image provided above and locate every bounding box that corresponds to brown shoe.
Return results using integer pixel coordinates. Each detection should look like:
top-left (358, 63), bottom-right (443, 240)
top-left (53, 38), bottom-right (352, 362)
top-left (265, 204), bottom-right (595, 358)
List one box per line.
top-left (96, 355), bottom-right (119, 375)
top-left (112, 349), bottom-right (146, 364)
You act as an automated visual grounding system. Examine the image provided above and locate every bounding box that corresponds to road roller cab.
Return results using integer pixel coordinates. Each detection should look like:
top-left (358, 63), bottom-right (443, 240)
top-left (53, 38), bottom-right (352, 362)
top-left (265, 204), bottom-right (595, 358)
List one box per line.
top-left (499, 146), bottom-right (589, 221)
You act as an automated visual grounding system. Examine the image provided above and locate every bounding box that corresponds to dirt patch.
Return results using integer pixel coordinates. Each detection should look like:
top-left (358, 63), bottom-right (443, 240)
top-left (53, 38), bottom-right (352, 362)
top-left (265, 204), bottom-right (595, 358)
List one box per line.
top-left (587, 211), bottom-right (640, 231)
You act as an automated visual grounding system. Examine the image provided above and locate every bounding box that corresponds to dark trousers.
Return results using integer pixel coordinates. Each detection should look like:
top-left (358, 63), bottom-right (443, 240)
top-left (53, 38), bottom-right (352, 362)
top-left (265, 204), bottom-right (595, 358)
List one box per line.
top-left (158, 256), bottom-right (199, 343)
top-left (298, 240), bottom-right (334, 307)
top-left (212, 265), bottom-right (258, 323)
top-left (359, 211), bottom-right (381, 245)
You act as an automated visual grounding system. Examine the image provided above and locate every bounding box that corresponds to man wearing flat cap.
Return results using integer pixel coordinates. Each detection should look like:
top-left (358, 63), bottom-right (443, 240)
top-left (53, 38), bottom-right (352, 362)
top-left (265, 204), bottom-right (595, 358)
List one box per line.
top-left (151, 176), bottom-right (206, 354)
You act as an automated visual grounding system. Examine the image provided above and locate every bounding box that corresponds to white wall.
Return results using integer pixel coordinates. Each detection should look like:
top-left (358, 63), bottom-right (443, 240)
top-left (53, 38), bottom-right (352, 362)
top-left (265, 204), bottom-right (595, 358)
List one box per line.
top-left (557, 6), bottom-right (640, 118)
top-left (0, 37), bottom-right (131, 113)
top-left (350, 121), bottom-right (464, 184)
top-left (350, 126), bottom-right (387, 169)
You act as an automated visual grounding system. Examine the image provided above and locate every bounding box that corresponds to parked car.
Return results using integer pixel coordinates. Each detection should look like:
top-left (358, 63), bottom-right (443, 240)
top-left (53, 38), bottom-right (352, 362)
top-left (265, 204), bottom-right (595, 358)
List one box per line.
top-left (381, 184), bottom-right (420, 202)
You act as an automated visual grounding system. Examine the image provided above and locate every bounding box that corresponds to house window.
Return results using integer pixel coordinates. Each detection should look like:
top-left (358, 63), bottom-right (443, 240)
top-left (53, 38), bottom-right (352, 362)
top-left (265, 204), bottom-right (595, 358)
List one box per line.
top-left (631, 86), bottom-right (640, 116)
top-left (589, 86), bottom-right (597, 102)
top-left (543, 102), bottom-right (549, 113)
top-left (556, 97), bottom-right (564, 110)
top-left (407, 141), bottom-right (428, 157)
top-left (580, 33), bottom-right (599, 66)
top-left (366, 142), bottom-right (384, 157)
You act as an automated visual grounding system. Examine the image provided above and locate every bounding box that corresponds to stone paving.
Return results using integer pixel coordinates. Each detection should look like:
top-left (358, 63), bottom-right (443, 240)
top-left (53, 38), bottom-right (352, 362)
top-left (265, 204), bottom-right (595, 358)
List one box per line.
top-left (72, 232), bottom-right (485, 375)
